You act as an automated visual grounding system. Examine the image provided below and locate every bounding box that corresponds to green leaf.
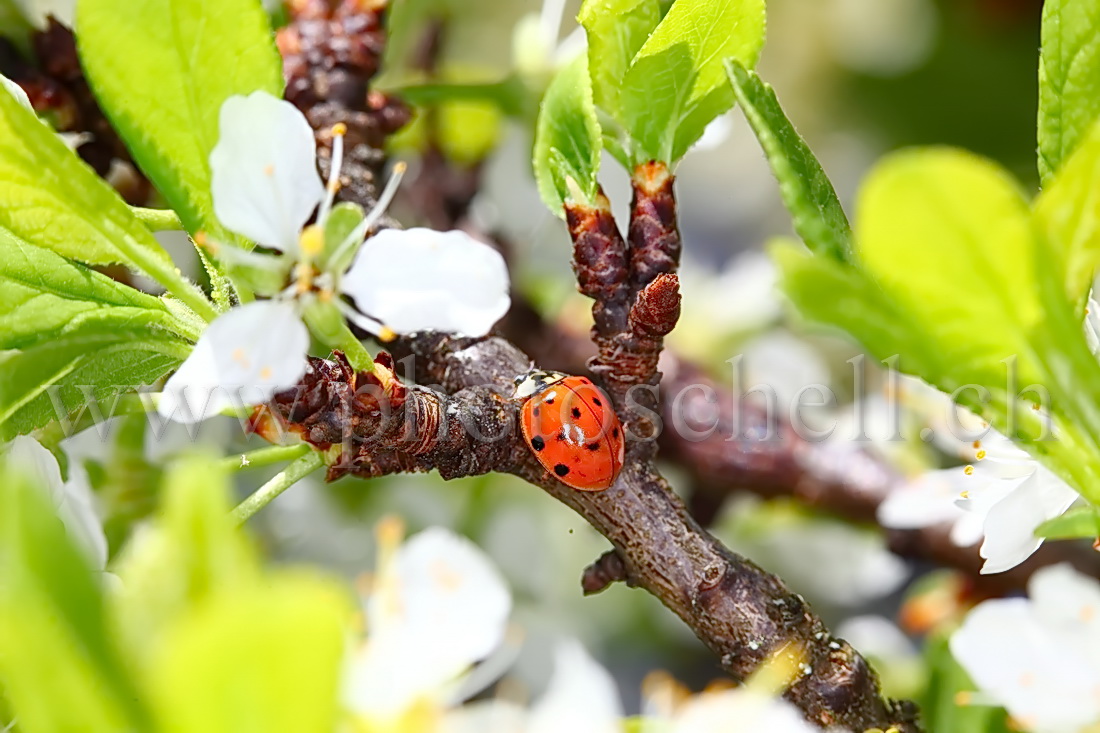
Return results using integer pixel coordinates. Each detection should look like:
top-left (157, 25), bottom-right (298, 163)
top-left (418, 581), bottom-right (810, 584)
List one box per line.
top-left (0, 228), bottom-right (181, 351)
top-left (148, 575), bottom-right (349, 733)
top-left (76, 0), bottom-right (284, 237)
top-left (856, 149), bottom-right (1044, 389)
top-left (0, 85), bottom-right (217, 321)
top-left (1034, 118), bottom-right (1100, 307)
top-left (1037, 0), bottom-right (1100, 186)
top-left (533, 55), bottom-right (602, 217)
top-left (619, 0), bottom-right (765, 164)
top-left (0, 85), bottom-right (170, 270)
top-left (770, 239), bottom-right (937, 376)
top-left (0, 228), bottom-right (193, 440)
top-left (0, 323), bottom-right (188, 441)
top-left (1036, 504), bottom-right (1100, 539)
top-left (727, 62), bottom-right (853, 262)
top-left (112, 455), bottom-right (258, 660)
top-left (920, 633), bottom-right (1012, 733)
top-left (579, 0), bottom-right (662, 116)
top-left (0, 0), bottom-right (33, 55)
top-left (0, 458), bottom-right (150, 732)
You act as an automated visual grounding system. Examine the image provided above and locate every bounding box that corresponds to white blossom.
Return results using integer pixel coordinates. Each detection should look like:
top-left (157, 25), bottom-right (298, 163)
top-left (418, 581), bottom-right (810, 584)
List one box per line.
top-left (951, 563), bottom-right (1100, 733)
top-left (4, 436), bottom-right (110, 576)
top-left (161, 91), bottom-right (510, 423)
top-left (879, 423), bottom-right (1079, 574)
top-left (345, 522), bottom-right (512, 721)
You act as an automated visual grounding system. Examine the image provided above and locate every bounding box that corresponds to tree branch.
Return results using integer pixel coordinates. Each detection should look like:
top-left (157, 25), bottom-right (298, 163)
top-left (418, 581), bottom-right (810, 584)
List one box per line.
top-left (272, 4), bottom-right (921, 729)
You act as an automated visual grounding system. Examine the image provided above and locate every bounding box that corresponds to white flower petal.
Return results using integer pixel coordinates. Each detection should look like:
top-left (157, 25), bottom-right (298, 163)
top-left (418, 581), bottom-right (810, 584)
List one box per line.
top-left (529, 640), bottom-right (623, 733)
top-left (877, 467), bottom-right (969, 531)
top-left (1028, 564), bottom-right (1100, 658)
top-left (951, 598), bottom-right (1100, 733)
top-left (5, 435), bottom-right (65, 506)
top-left (342, 229), bottom-right (511, 337)
top-left (672, 690), bottom-right (819, 733)
top-left (1086, 296), bottom-right (1100, 357)
top-left (978, 469), bottom-right (1079, 574)
top-left (348, 527), bottom-right (512, 716)
top-left (158, 301), bottom-right (309, 424)
top-left (4, 437), bottom-right (108, 570)
top-left (210, 92), bottom-right (324, 253)
top-left (55, 464), bottom-right (109, 570)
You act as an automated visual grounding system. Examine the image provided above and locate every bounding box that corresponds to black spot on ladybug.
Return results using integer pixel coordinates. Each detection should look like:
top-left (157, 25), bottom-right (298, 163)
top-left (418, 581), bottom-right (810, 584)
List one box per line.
top-left (592, 397), bottom-right (602, 407)
top-left (545, 397), bottom-right (555, 405)
top-left (612, 427), bottom-right (620, 438)
top-left (533, 407), bottom-right (540, 417)
top-left (531, 435), bottom-right (546, 451)
top-left (586, 442), bottom-right (601, 451)
top-left (554, 464), bottom-right (570, 477)
top-left (571, 407), bottom-right (582, 418)
top-left (557, 428), bottom-right (567, 442)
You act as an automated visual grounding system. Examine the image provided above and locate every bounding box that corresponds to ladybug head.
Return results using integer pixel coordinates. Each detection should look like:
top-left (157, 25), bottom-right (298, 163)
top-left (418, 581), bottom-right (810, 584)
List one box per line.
top-left (512, 369), bottom-right (568, 399)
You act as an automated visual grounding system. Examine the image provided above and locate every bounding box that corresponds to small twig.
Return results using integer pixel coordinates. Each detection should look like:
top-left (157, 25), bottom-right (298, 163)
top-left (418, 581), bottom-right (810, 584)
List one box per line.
top-left (231, 450), bottom-right (325, 524)
top-left (216, 443), bottom-right (310, 472)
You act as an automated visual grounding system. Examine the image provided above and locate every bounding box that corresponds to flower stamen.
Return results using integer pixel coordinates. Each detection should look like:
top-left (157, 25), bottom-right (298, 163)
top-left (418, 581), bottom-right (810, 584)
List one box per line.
top-left (328, 161), bottom-right (408, 269)
top-left (317, 123), bottom-right (347, 226)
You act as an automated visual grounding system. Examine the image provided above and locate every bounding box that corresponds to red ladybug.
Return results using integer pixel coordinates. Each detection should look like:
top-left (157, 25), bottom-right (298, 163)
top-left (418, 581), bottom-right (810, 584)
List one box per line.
top-left (515, 370), bottom-right (625, 491)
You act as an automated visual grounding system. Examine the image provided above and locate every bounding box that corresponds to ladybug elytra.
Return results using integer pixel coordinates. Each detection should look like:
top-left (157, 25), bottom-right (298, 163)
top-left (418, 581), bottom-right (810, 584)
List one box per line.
top-left (514, 370), bottom-right (625, 491)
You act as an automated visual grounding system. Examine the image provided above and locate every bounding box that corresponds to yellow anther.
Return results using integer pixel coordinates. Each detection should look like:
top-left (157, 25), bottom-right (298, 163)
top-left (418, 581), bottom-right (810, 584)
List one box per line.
top-left (263, 163), bottom-right (275, 176)
top-left (375, 515), bottom-right (405, 554)
top-left (972, 440), bottom-right (981, 449)
top-left (300, 224), bottom-right (325, 257)
top-left (964, 465), bottom-right (975, 476)
top-left (326, 179), bottom-right (342, 194)
top-left (960, 491), bottom-right (970, 499)
top-left (378, 325), bottom-right (397, 342)
top-left (318, 287), bottom-right (334, 302)
top-left (976, 449), bottom-right (987, 460)
top-left (332, 122), bottom-right (348, 136)
top-left (259, 366), bottom-right (273, 380)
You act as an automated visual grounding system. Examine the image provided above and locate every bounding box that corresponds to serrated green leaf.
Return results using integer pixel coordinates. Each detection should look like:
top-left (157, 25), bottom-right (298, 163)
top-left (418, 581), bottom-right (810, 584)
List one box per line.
top-left (0, 85), bottom-right (172, 270)
top-left (149, 575), bottom-right (349, 733)
top-left (619, 0), bottom-right (765, 164)
top-left (533, 55), bottom-right (602, 217)
top-left (579, 0), bottom-right (661, 116)
top-left (0, 459), bottom-right (150, 732)
top-left (0, 229), bottom-right (184, 351)
top-left (857, 149), bottom-right (1044, 389)
top-left (1036, 504), bottom-right (1100, 539)
top-left (1035, 118), bottom-right (1100, 307)
top-left (728, 62), bottom-right (853, 262)
top-left (0, 85), bottom-right (216, 321)
top-left (76, 0), bottom-right (284, 237)
top-left (0, 322), bottom-right (189, 441)
top-left (1037, 0), bottom-right (1100, 186)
